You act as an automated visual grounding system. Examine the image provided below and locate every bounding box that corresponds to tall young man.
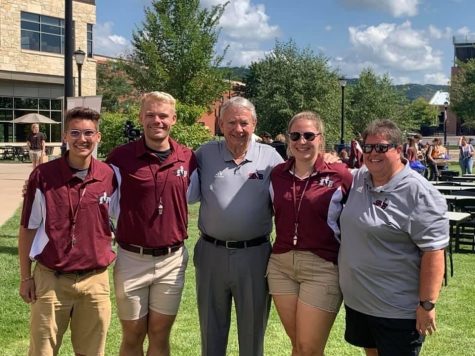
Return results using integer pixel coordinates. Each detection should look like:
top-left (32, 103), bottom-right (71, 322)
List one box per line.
top-left (107, 92), bottom-right (196, 356)
top-left (18, 107), bottom-right (116, 356)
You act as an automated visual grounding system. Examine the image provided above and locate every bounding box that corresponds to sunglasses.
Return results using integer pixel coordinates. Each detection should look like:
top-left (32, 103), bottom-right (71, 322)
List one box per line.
top-left (362, 143), bottom-right (397, 154)
top-left (68, 129), bottom-right (97, 138)
top-left (288, 132), bottom-right (321, 142)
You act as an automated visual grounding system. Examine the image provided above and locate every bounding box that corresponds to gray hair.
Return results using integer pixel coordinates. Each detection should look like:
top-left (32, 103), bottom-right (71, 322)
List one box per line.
top-left (219, 97), bottom-right (257, 123)
top-left (362, 119), bottom-right (403, 146)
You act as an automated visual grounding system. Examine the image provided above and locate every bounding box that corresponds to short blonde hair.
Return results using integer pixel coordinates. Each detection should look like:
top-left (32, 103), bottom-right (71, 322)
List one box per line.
top-left (139, 91), bottom-right (176, 115)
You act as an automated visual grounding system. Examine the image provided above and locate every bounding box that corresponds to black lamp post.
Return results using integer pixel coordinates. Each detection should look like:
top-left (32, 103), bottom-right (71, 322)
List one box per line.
top-left (443, 101), bottom-right (448, 146)
top-left (339, 78), bottom-right (347, 145)
top-left (73, 49), bottom-right (86, 96)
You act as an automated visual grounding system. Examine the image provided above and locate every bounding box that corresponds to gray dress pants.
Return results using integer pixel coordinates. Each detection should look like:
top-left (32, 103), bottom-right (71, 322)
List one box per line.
top-left (194, 237), bottom-right (272, 356)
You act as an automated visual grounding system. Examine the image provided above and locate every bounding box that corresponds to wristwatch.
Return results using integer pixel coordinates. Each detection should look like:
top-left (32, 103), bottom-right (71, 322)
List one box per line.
top-left (419, 300), bottom-right (435, 311)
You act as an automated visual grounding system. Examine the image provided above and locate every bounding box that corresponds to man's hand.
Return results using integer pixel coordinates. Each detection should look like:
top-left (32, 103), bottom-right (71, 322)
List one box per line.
top-left (19, 278), bottom-right (36, 303)
top-left (416, 306), bottom-right (437, 336)
top-left (322, 152), bottom-right (340, 164)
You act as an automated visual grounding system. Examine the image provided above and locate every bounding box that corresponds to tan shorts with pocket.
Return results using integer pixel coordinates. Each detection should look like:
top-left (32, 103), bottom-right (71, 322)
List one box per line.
top-left (267, 250), bottom-right (342, 313)
top-left (114, 245), bottom-right (188, 320)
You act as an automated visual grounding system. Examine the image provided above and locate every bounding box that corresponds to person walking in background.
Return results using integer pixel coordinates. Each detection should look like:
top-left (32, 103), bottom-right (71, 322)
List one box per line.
top-left (267, 111), bottom-right (352, 355)
top-left (458, 136), bottom-right (474, 174)
top-left (18, 107), bottom-right (116, 356)
top-left (339, 119), bottom-right (449, 356)
top-left (188, 96), bottom-right (283, 356)
top-left (107, 92), bottom-right (196, 356)
top-left (26, 123), bottom-right (46, 169)
top-left (427, 138), bottom-right (447, 181)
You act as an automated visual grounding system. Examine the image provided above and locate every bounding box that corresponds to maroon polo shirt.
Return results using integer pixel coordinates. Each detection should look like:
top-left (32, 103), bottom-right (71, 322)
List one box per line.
top-left (21, 154), bottom-right (117, 271)
top-left (271, 156), bottom-right (353, 263)
top-left (107, 137), bottom-right (197, 248)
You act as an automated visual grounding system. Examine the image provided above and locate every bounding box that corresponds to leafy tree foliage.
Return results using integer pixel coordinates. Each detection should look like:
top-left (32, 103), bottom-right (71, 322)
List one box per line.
top-left (405, 97), bottom-right (439, 128)
top-left (346, 68), bottom-right (407, 133)
top-left (171, 122), bottom-right (212, 149)
top-left (450, 59), bottom-right (475, 126)
top-left (97, 61), bottom-right (137, 112)
top-left (244, 40), bottom-right (345, 144)
top-left (124, 0), bottom-right (229, 107)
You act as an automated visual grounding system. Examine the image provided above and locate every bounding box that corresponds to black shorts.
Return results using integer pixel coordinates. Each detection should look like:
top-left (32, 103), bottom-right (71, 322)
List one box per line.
top-left (344, 305), bottom-right (424, 356)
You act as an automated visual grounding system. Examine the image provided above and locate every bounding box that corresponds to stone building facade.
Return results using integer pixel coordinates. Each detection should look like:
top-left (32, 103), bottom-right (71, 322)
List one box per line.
top-left (0, 0), bottom-right (96, 143)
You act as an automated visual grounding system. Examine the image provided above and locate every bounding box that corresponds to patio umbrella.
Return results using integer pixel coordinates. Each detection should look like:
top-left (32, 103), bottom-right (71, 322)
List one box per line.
top-left (12, 113), bottom-right (59, 124)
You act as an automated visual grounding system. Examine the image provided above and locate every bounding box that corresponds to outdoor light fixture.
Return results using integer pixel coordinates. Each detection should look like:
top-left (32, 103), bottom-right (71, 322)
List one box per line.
top-left (339, 78), bottom-right (347, 145)
top-left (73, 48), bottom-right (86, 96)
top-left (443, 101), bottom-right (449, 146)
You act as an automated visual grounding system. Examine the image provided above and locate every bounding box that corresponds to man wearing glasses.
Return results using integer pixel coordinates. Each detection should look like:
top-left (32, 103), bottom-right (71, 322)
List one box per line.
top-left (19, 107), bottom-right (116, 356)
top-left (339, 119), bottom-right (448, 356)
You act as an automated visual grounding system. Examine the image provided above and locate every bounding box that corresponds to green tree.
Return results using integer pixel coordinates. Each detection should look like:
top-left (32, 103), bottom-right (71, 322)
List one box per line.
top-left (97, 61), bottom-right (137, 112)
top-left (346, 68), bottom-right (407, 132)
top-left (450, 59), bottom-right (475, 127)
top-left (124, 0), bottom-right (229, 107)
top-left (405, 97), bottom-right (439, 129)
top-left (244, 40), bottom-right (345, 145)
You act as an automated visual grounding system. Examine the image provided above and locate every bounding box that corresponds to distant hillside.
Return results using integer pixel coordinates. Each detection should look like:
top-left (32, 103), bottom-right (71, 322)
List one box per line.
top-left (395, 84), bottom-right (449, 101)
top-left (218, 68), bottom-right (448, 101)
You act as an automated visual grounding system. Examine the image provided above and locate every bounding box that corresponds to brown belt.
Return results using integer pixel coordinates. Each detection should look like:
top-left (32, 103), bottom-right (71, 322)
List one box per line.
top-left (118, 241), bottom-right (184, 256)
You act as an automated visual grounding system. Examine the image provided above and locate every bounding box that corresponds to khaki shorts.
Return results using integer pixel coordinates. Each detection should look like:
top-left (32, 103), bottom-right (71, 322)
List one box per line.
top-left (267, 250), bottom-right (342, 313)
top-left (30, 263), bottom-right (111, 356)
top-left (29, 150), bottom-right (42, 162)
top-left (114, 245), bottom-right (188, 320)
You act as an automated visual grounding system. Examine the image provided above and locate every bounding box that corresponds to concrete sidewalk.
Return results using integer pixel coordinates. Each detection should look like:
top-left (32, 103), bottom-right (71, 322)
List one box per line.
top-left (0, 163), bottom-right (32, 227)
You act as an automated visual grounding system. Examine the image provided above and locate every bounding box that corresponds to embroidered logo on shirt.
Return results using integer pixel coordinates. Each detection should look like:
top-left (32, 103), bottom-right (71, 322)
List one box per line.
top-left (319, 175), bottom-right (334, 187)
top-left (98, 192), bottom-right (111, 204)
top-left (176, 165), bottom-right (188, 177)
top-left (214, 171), bottom-right (225, 178)
top-left (248, 171), bottom-right (264, 180)
top-left (373, 198), bottom-right (389, 210)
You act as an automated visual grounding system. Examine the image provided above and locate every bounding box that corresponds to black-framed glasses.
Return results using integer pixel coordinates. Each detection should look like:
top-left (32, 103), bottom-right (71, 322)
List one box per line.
top-left (362, 143), bottom-right (397, 154)
top-left (288, 132), bottom-right (321, 142)
top-left (68, 129), bottom-right (97, 138)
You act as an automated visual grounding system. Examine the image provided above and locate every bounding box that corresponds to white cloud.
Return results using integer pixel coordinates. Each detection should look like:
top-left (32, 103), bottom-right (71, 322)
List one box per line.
top-left (202, 0), bottom-right (279, 40)
top-left (456, 26), bottom-right (471, 35)
top-left (201, 0), bottom-right (279, 66)
top-left (325, 25), bottom-right (333, 32)
top-left (335, 21), bottom-right (446, 84)
top-left (94, 22), bottom-right (131, 57)
top-left (424, 72), bottom-right (449, 85)
top-left (340, 0), bottom-right (419, 17)
top-left (347, 21), bottom-right (441, 72)
top-left (428, 25), bottom-right (452, 40)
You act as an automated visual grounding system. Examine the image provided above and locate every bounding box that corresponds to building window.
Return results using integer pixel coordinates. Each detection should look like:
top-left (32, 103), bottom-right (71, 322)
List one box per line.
top-left (21, 12), bottom-right (64, 54)
top-left (0, 96), bottom-right (63, 142)
top-left (87, 23), bottom-right (93, 57)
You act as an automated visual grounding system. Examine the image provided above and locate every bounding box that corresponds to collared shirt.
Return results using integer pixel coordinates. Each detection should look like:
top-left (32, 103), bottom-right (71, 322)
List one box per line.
top-left (21, 154), bottom-right (117, 271)
top-left (338, 162), bottom-right (449, 319)
top-left (270, 156), bottom-right (353, 263)
top-left (188, 140), bottom-right (283, 241)
top-left (107, 137), bottom-right (197, 247)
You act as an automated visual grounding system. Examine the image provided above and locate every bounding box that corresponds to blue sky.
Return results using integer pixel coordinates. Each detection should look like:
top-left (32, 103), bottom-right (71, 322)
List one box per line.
top-left (95, 0), bottom-right (473, 85)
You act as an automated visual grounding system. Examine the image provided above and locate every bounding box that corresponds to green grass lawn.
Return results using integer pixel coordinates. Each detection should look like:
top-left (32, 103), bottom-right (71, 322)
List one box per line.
top-left (1, 204), bottom-right (474, 355)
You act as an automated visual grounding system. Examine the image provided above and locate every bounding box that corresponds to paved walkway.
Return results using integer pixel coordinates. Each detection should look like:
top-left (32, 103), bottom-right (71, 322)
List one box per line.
top-left (0, 163), bottom-right (32, 227)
